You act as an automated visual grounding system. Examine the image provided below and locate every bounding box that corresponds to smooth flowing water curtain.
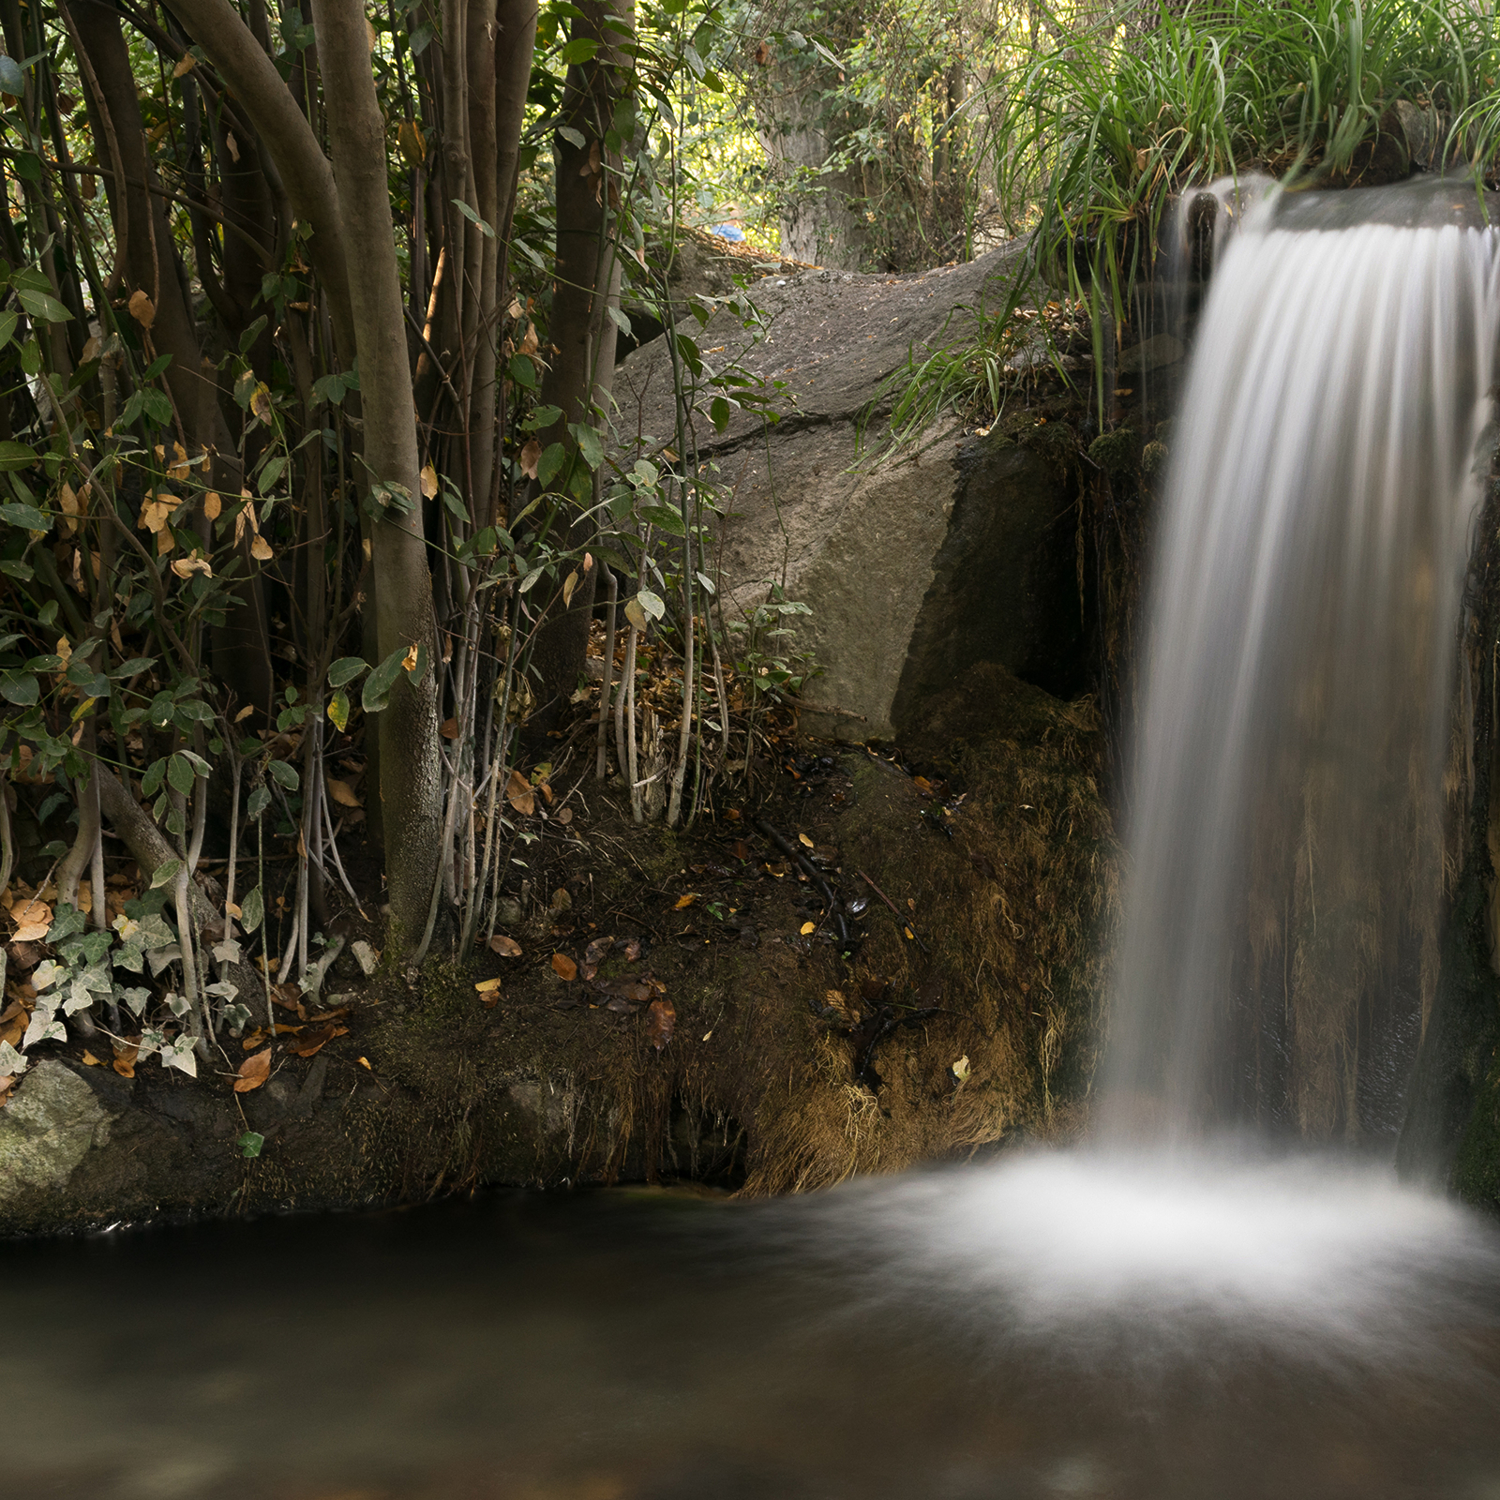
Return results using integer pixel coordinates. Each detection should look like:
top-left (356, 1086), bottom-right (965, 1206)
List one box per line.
top-left (1107, 178), bottom-right (1500, 1142)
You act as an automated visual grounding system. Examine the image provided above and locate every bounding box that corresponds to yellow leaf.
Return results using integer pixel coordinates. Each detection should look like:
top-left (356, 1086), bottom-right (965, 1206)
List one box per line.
top-left (674, 893), bottom-right (700, 910)
top-left (82, 1050), bottom-right (103, 1067)
top-left (128, 289), bottom-right (156, 330)
top-left (358, 1056), bottom-right (372, 1070)
top-left (250, 383), bottom-right (272, 424)
top-left (325, 777), bottom-right (362, 808)
top-left (401, 641), bottom-right (419, 673)
top-left (250, 535), bottom-right (274, 562)
top-left (519, 439), bottom-right (541, 480)
top-left (157, 527), bottom-right (175, 557)
top-left (420, 463), bottom-right (438, 499)
top-left (475, 977), bottom-right (503, 993)
top-left (172, 53), bottom-right (196, 79)
top-left (561, 569), bottom-right (579, 608)
top-left (138, 493), bottom-right (175, 534)
top-left (234, 704), bottom-right (256, 722)
top-left (170, 552), bottom-right (212, 579)
top-left (489, 934), bottom-right (522, 957)
top-left (798, 833), bottom-right (814, 848)
top-left (800, 921), bottom-right (815, 935)
top-left (56, 635), bottom-right (72, 668)
top-left (58, 482), bottom-right (80, 535)
top-left (203, 492), bottom-right (221, 520)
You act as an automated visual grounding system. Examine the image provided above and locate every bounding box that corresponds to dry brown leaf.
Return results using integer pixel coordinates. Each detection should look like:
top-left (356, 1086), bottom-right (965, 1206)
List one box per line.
top-left (172, 53), bottom-right (196, 79)
top-left (128, 289), bottom-right (156, 330)
top-left (138, 493), bottom-right (175, 534)
top-left (0, 1075), bottom-right (15, 1106)
top-left (401, 641), bottom-right (420, 672)
top-left (420, 463), bottom-right (439, 499)
top-left (557, 807), bottom-right (574, 825)
top-left (561, 569), bottom-right (579, 608)
top-left (203, 491), bottom-right (222, 520)
top-left (505, 768), bottom-right (535, 816)
top-left (358, 1056), bottom-right (372, 1070)
top-left (551, 953), bottom-right (578, 982)
top-left (11, 899), bottom-right (52, 943)
top-left (584, 936), bottom-right (612, 966)
top-left (241, 1028), bottom-right (269, 1050)
top-left (112, 1039), bottom-right (139, 1078)
top-left (234, 1048), bottom-right (272, 1093)
top-left (674, 894), bottom-right (699, 911)
top-left (250, 535), bottom-right (274, 562)
top-left (170, 552), bottom-right (212, 579)
top-left (518, 322), bottom-right (539, 357)
top-left (798, 832), bottom-right (814, 848)
top-left (440, 717), bottom-right (459, 740)
top-left (645, 998), bottom-right (676, 1051)
top-left (325, 777), bottom-right (362, 808)
top-left (488, 935), bottom-right (522, 957)
top-left (285, 1023), bottom-right (347, 1058)
top-left (81, 1050), bottom-right (102, 1067)
top-left (519, 439), bottom-right (542, 480)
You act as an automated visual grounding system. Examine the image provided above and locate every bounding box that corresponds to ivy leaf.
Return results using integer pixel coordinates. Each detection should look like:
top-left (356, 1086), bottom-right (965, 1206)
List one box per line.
top-left (241, 884), bottom-right (264, 933)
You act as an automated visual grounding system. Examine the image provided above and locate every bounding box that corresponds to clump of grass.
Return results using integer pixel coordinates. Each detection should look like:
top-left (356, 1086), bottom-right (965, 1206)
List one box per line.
top-left (877, 1), bottom-right (1500, 446)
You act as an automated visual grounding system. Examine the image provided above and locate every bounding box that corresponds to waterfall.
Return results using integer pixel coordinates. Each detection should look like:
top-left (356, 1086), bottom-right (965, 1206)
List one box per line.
top-left (1104, 177), bottom-right (1500, 1142)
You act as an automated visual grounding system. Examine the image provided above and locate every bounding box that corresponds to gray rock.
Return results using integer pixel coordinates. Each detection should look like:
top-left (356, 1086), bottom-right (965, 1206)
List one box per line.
top-left (613, 240), bottom-right (1086, 738)
top-left (0, 1061), bottom-right (115, 1203)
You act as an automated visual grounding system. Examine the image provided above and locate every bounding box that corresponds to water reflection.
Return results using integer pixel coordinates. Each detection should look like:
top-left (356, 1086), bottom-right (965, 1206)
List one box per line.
top-left (3, 1149), bottom-right (1498, 1499)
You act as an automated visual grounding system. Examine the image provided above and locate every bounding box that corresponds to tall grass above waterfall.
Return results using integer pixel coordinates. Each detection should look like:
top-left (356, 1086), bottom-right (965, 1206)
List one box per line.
top-left (878, 1), bottom-right (1500, 443)
top-left (1001, 0), bottom-right (1500, 324)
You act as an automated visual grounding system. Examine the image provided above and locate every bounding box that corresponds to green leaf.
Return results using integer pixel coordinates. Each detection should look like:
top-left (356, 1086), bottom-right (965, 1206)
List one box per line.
top-left (142, 352), bottom-right (174, 380)
top-left (559, 37), bottom-right (598, 65)
top-left (451, 198), bottom-right (496, 238)
top-left (556, 124), bottom-right (586, 148)
top-left (140, 758), bottom-right (166, 797)
top-left (568, 422), bottom-right (605, 472)
top-left (520, 404), bottom-right (563, 431)
top-left (247, 785), bottom-right (270, 819)
top-left (167, 753), bottom-right (195, 797)
top-left (266, 758), bottom-right (299, 790)
top-left (635, 589), bottom-right (665, 622)
top-left (0, 669), bottom-right (38, 705)
top-left (0, 444), bottom-right (38, 474)
top-left (508, 353), bottom-right (539, 391)
top-left (16, 286), bottom-right (72, 323)
top-left (536, 441), bottom-right (568, 490)
top-left (0, 55), bottom-right (24, 96)
top-left (0, 310), bottom-right (18, 350)
top-left (258, 454), bottom-right (287, 495)
top-left (237, 1130), bottom-right (265, 1159)
top-left (150, 858), bottom-right (183, 890)
top-left (361, 645), bottom-right (407, 714)
top-left (240, 884), bottom-right (264, 933)
top-left (328, 656), bottom-right (367, 687)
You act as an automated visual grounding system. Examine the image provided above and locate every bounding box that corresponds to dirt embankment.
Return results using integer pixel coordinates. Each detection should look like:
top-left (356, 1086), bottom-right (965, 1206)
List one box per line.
top-left (0, 665), bottom-right (1118, 1236)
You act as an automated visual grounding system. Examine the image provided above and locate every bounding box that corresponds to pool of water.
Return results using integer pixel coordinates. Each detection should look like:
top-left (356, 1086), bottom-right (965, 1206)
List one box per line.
top-left (4, 1146), bottom-right (1499, 1500)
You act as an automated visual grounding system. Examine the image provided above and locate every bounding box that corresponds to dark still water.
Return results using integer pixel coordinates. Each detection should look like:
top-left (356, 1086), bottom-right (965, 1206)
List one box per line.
top-left (4, 1148), bottom-right (1500, 1500)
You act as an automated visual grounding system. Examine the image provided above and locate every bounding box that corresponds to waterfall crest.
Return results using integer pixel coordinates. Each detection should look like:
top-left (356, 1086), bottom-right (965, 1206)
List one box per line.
top-left (1105, 179), bottom-right (1500, 1141)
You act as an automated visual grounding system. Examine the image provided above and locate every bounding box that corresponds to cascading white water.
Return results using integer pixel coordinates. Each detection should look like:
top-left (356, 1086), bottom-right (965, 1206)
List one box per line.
top-left (1104, 177), bottom-right (1500, 1140)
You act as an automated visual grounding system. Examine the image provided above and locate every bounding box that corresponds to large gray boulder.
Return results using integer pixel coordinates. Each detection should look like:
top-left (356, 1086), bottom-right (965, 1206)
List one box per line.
top-left (612, 243), bottom-right (1087, 739)
top-left (0, 1060), bottom-right (116, 1204)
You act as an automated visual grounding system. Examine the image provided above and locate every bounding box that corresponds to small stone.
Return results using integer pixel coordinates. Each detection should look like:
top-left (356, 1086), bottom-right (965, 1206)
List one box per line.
top-left (350, 939), bottom-right (379, 977)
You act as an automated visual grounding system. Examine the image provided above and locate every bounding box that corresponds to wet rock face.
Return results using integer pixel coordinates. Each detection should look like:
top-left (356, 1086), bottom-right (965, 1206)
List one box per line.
top-left (612, 243), bottom-right (1090, 740)
top-left (0, 1061), bottom-right (115, 1204)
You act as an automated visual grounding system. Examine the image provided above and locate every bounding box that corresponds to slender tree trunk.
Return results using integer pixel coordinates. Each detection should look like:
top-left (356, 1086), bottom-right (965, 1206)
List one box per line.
top-left (526, 0), bottom-right (631, 737)
top-left (311, 0), bottom-right (441, 946)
